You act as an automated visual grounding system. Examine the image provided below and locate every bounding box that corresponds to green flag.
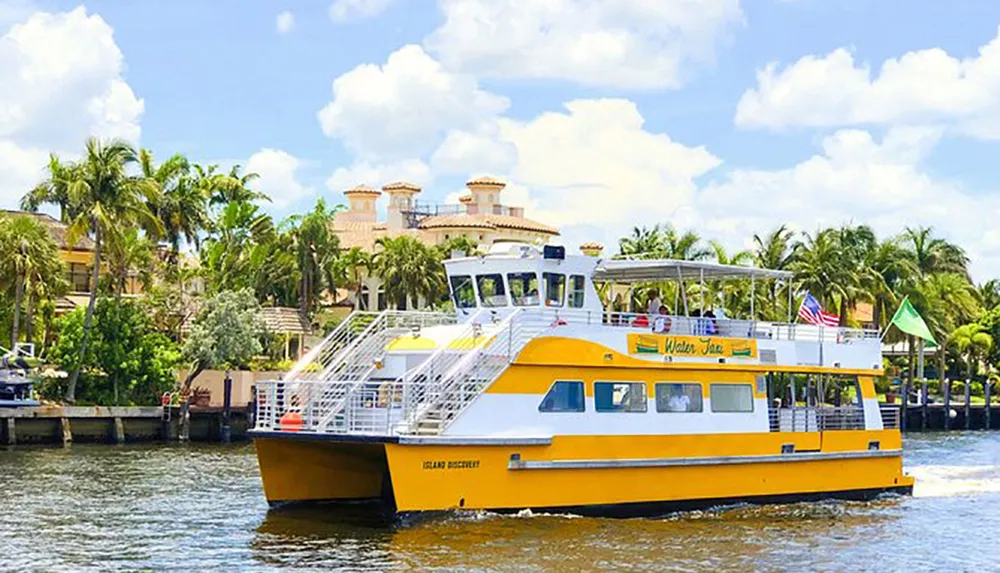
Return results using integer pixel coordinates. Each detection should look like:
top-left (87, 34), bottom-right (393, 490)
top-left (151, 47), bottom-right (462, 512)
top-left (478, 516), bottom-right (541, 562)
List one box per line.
top-left (889, 298), bottom-right (936, 344)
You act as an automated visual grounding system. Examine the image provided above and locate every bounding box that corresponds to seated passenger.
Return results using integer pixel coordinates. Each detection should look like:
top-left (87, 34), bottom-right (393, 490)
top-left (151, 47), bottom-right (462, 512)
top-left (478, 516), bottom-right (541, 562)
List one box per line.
top-left (652, 305), bottom-right (671, 333)
top-left (703, 310), bottom-right (718, 335)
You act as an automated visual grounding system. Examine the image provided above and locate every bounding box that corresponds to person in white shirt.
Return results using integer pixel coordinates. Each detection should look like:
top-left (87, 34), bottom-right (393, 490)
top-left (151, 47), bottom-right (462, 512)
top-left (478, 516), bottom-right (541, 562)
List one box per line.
top-left (646, 288), bottom-right (662, 316)
top-left (668, 390), bottom-right (691, 412)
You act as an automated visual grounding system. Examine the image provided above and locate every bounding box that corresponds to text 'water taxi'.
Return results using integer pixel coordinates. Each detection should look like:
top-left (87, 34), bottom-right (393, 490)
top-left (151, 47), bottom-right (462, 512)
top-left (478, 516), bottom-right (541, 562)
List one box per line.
top-left (249, 243), bottom-right (913, 518)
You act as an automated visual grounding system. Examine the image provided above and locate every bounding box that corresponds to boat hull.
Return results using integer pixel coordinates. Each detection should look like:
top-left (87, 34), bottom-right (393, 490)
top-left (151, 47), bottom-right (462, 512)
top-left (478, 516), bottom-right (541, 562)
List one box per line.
top-left (252, 430), bottom-right (914, 518)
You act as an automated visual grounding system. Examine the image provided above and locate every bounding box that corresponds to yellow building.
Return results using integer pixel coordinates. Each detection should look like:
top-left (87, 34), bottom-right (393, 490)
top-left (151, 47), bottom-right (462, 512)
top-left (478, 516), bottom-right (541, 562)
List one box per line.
top-left (0, 210), bottom-right (142, 313)
top-left (332, 176), bottom-right (560, 310)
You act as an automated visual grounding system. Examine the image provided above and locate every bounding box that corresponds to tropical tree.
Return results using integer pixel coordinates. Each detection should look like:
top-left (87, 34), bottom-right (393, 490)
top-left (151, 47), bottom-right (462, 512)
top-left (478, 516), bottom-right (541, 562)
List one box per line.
top-left (181, 288), bottom-right (264, 390)
top-left (950, 323), bottom-right (994, 383)
top-left (901, 226), bottom-right (969, 278)
top-left (0, 214), bottom-right (66, 348)
top-left (208, 164), bottom-right (267, 206)
top-left (978, 279), bottom-right (1000, 312)
top-left (104, 227), bottom-right (156, 297)
top-left (660, 224), bottom-right (711, 261)
top-left (754, 225), bottom-right (796, 320)
top-left (912, 273), bottom-right (979, 386)
top-left (863, 238), bottom-right (916, 331)
top-left (23, 138), bottom-right (161, 402)
top-left (284, 198), bottom-right (342, 315)
top-left (20, 154), bottom-right (80, 223)
top-left (335, 247), bottom-right (372, 309)
top-left (373, 235), bottom-right (445, 309)
top-left (618, 225), bottom-right (663, 257)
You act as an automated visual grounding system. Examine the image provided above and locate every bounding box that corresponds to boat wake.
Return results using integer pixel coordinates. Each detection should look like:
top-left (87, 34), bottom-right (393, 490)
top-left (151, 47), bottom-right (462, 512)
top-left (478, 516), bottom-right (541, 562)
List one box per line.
top-left (908, 464), bottom-right (1000, 498)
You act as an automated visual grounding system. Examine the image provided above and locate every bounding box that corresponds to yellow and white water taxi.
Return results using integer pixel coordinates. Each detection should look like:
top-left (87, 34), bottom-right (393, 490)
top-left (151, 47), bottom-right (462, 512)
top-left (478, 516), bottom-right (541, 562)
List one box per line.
top-left (250, 243), bottom-right (913, 518)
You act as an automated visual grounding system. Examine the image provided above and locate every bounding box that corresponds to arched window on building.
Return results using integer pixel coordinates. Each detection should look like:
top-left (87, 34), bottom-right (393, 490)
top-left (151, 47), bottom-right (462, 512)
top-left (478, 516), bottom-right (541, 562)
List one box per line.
top-left (359, 284), bottom-right (370, 311)
top-left (377, 286), bottom-right (387, 311)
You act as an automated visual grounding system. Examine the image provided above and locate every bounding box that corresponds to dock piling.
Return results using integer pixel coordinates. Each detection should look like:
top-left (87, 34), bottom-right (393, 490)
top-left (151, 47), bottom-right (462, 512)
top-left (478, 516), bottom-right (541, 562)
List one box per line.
top-left (965, 379), bottom-right (972, 431)
top-left (944, 380), bottom-right (952, 431)
top-left (113, 417), bottom-right (125, 444)
top-left (987, 381), bottom-right (993, 430)
top-left (4, 418), bottom-right (14, 445)
top-left (60, 417), bottom-right (72, 446)
top-left (921, 378), bottom-right (928, 431)
top-left (221, 374), bottom-right (233, 443)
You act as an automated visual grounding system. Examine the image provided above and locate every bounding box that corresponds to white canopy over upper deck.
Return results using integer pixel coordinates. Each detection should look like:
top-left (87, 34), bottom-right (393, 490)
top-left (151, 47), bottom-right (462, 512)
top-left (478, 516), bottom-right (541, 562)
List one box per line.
top-left (593, 257), bottom-right (792, 284)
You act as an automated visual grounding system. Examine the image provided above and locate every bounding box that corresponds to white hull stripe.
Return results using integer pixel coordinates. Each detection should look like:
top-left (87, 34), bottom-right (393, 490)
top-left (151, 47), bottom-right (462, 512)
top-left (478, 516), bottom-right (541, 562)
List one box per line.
top-left (508, 448), bottom-right (901, 470)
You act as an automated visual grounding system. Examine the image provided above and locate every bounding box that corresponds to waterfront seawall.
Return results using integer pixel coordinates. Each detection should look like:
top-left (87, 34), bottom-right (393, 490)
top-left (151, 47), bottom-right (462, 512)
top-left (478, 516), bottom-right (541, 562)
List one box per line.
top-left (0, 405), bottom-right (251, 445)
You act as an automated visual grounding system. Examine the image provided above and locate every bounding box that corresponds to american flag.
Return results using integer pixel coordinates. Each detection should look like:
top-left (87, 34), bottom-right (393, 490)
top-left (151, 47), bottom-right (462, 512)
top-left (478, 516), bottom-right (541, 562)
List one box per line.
top-left (797, 293), bottom-right (839, 327)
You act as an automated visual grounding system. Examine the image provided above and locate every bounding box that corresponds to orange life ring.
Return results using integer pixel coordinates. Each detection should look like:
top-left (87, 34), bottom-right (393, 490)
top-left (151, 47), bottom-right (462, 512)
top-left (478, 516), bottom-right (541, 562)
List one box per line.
top-left (279, 410), bottom-right (303, 432)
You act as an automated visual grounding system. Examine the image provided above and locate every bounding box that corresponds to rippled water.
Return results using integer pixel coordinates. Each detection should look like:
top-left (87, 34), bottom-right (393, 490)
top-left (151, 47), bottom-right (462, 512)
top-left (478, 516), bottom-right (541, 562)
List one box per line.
top-left (1, 433), bottom-right (999, 572)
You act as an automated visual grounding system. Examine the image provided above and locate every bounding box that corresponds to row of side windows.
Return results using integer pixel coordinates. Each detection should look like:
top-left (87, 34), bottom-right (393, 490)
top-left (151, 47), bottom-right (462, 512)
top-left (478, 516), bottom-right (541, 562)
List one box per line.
top-left (450, 272), bottom-right (587, 309)
top-left (538, 381), bottom-right (754, 414)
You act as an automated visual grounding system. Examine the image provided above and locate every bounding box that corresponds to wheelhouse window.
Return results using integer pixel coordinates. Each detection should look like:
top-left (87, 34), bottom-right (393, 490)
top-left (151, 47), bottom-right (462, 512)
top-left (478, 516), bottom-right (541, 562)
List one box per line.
top-left (595, 382), bottom-right (647, 412)
top-left (476, 274), bottom-right (508, 307)
top-left (544, 273), bottom-right (565, 307)
top-left (450, 275), bottom-right (477, 309)
top-left (508, 272), bottom-right (540, 306)
top-left (655, 383), bottom-right (703, 413)
top-left (538, 381), bottom-right (585, 412)
top-left (568, 275), bottom-right (586, 308)
top-left (710, 384), bottom-right (754, 413)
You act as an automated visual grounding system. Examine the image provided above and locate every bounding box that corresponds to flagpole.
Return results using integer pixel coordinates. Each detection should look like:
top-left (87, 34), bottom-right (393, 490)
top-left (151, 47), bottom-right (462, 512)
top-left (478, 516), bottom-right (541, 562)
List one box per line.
top-left (879, 294), bottom-right (910, 343)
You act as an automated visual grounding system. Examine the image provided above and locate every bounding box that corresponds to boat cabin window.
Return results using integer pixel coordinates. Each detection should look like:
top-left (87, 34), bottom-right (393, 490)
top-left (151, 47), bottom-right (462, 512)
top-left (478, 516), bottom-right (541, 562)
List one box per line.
top-left (449, 275), bottom-right (477, 309)
top-left (710, 384), bottom-right (754, 413)
top-left (568, 275), bottom-right (586, 308)
top-left (476, 274), bottom-right (507, 307)
top-left (544, 273), bottom-right (565, 307)
top-left (595, 382), bottom-right (647, 413)
top-left (655, 383), bottom-right (703, 413)
top-left (508, 272), bottom-right (540, 306)
top-left (538, 381), bottom-right (585, 412)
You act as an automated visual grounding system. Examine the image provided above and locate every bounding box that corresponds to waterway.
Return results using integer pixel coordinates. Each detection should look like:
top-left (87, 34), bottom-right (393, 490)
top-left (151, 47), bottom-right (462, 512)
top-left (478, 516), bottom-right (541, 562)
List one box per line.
top-left (1, 432), bottom-right (998, 572)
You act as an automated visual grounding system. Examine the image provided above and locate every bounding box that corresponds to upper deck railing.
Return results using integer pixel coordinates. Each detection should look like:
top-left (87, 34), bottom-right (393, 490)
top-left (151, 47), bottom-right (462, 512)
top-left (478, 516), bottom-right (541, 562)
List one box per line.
top-left (534, 309), bottom-right (879, 343)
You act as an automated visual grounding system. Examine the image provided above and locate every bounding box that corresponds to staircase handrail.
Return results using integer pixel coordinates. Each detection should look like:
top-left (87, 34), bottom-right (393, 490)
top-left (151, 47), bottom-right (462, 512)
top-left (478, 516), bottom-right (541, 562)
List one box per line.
top-left (397, 308), bottom-right (526, 432)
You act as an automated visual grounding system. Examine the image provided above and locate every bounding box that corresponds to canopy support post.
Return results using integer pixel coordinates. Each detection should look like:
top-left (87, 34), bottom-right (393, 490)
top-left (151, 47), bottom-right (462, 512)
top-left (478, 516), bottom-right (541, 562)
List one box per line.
top-left (676, 266), bottom-right (688, 317)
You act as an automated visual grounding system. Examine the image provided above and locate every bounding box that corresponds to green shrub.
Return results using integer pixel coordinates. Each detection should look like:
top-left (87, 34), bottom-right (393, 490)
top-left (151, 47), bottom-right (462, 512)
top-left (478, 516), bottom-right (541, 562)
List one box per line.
top-left (46, 298), bottom-right (181, 405)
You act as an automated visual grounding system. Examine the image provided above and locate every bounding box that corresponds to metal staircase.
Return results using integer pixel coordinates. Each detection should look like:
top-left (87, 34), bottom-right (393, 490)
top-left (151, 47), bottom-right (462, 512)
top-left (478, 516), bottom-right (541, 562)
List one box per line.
top-left (277, 310), bottom-right (455, 432)
top-left (255, 308), bottom-right (559, 436)
top-left (396, 309), bottom-right (549, 435)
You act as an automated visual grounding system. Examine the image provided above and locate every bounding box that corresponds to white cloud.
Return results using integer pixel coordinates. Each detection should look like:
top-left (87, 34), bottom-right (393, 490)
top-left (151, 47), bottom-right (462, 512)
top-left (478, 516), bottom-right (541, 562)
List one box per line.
top-left (735, 28), bottom-right (1000, 137)
top-left (329, 0), bottom-right (393, 22)
top-left (427, 99), bottom-right (720, 250)
top-left (325, 159), bottom-right (432, 193)
top-left (431, 123), bottom-right (517, 175)
top-left (275, 11), bottom-right (294, 34)
top-left (317, 44), bottom-right (509, 161)
top-left (246, 148), bottom-right (313, 209)
top-left (702, 126), bottom-right (1000, 280)
top-left (424, 0), bottom-right (743, 90)
top-left (0, 6), bottom-right (143, 208)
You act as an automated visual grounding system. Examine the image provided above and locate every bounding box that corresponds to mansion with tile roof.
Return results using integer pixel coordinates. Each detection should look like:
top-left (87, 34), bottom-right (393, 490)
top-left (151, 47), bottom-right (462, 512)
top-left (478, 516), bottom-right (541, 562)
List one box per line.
top-left (332, 176), bottom-right (560, 310)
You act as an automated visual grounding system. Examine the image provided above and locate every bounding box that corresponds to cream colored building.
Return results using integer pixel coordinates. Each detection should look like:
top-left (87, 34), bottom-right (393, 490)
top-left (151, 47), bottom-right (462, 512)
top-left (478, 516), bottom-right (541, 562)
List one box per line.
top-left (332, 176), bottom-right (560, 310)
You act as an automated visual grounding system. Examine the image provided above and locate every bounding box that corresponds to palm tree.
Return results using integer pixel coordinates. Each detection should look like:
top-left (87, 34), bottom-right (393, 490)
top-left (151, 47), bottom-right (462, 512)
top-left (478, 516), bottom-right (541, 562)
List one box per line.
top-left (618, 225), bottom-right (663, 257)
top-left (901, 226), bottom-right (968, 278)
top-left (661, 224), bottom-right (711, 261)
top-left (0, 214), bottom-right (66, 348)
top-left (754, 225), bottom-right (795, 320)
top-left (978, 279), bottom-right (1000, 312)
top-left (208, 164), bottom-right (267, 206)
top-left (20, 154), bottom-right (81, 223)
top-left (283, 198), bottom-right (342, 314)
top-left (25, 138), bottom-right (161, 402)
top-left (373, 236), bottom-right (445, 309)
top-left (105, 227), bottom-right (156, 297)
top-left (912, 273), bottom-right (979, 388)
top-left (864, 239), bottom-right (916, 331)
top-left (950, 323), bottom-right (994, 383)
top-left (335, 247), bottom-right (372, 309)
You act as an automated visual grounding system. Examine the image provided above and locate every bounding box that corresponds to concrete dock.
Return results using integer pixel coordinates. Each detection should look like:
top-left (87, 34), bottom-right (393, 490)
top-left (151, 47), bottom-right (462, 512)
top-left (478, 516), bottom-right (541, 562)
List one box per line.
top-left (0, 405), bottom-right (251, 445)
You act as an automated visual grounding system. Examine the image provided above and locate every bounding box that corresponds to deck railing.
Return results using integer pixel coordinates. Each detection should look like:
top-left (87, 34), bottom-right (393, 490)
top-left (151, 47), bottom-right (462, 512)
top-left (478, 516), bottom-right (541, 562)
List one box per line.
top-left (768, 406), bottom-right (867, 432)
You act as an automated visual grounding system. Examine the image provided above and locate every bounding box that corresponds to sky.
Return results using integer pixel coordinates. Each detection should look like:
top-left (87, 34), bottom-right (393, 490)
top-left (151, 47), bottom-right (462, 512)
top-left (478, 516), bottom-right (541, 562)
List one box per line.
top-left (4, 0), bottom-right (1000, 280)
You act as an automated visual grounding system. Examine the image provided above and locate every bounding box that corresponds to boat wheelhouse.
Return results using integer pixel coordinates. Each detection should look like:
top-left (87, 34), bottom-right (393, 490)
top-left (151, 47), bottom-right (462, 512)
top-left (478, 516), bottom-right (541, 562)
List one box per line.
top-left (250, 243), bottom-right (913, 517)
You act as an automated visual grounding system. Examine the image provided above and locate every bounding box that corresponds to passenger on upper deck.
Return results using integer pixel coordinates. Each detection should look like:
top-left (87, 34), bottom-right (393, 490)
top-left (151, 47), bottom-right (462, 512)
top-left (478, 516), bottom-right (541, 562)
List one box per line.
top-left (646, 288), bottom-right (662, 315)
